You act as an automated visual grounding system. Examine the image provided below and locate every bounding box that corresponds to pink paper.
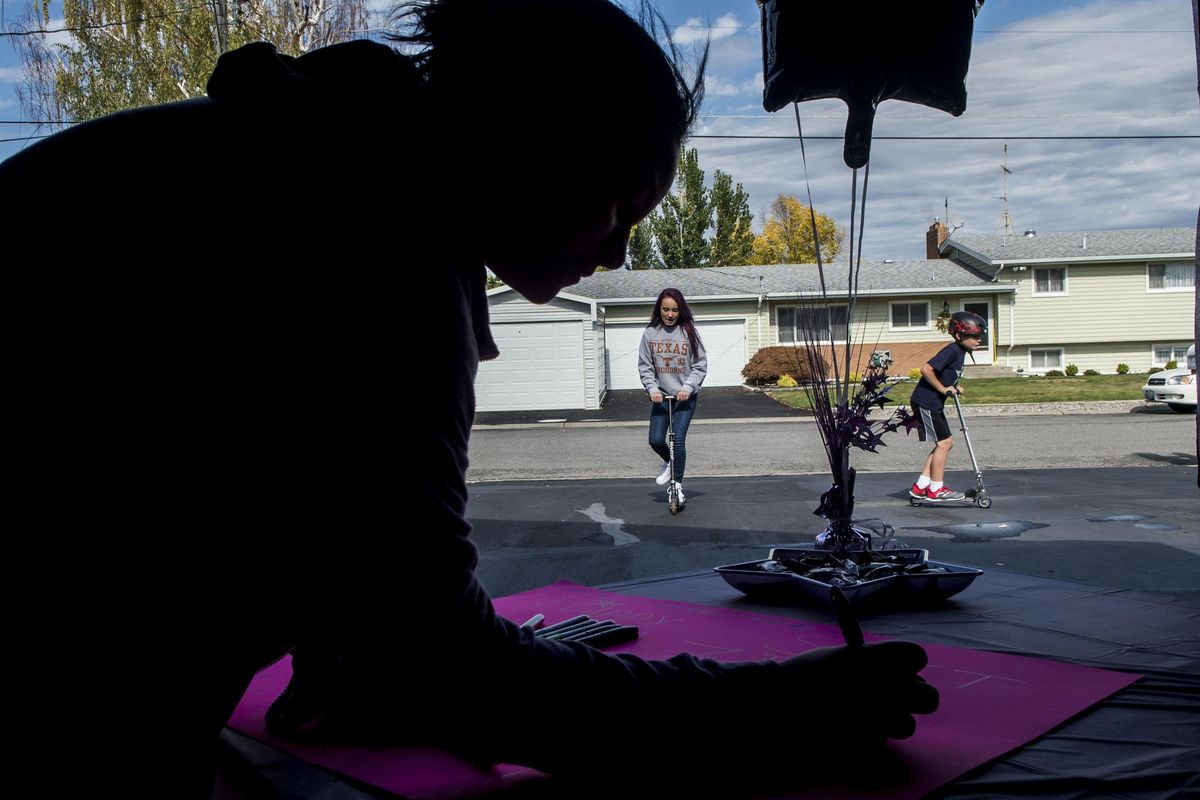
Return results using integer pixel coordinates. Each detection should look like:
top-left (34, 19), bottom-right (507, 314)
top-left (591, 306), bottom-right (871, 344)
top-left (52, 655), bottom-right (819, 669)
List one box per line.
top-left (229, 581), bottom-right (1139, 799)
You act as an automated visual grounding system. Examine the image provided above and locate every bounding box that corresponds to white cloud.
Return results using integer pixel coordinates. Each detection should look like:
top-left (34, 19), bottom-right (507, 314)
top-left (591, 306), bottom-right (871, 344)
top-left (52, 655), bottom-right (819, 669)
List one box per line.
top-left (685, 0), bottom-right (1199, 260)
top-left (0, 66), bottom-right (24, 81)
top-left (674, 13), bottom-right (743, 47)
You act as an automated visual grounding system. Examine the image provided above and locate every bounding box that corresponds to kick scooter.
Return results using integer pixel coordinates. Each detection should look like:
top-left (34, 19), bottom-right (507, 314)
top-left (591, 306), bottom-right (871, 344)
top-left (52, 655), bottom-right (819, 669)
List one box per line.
top-left (664, 397), bottom-right (685, 515)
top-left (909, 390), bottom-right (992, 509)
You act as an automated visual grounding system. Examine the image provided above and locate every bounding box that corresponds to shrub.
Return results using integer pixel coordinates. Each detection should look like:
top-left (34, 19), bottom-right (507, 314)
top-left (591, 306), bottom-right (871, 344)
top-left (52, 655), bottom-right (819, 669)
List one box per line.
top-left (1116, 363), bottom-right (1130, 374)
top-left (907, 368), bottom-right (922, 381)
top-left (1083, 369), bottom-right (1100, 376)
top-left (777, 374), bottom-right (798, 388)
top-left (1165, 360), bottom-right (1178, 370)
top-left (1064, 363), bottom-right (1079, 377)
top-left (1148, 367), bottom-right (1163, 375)
top-left (1044, 369), bottom-right (1065, 377)
top-left (742, 346), bottom-right (826, 384)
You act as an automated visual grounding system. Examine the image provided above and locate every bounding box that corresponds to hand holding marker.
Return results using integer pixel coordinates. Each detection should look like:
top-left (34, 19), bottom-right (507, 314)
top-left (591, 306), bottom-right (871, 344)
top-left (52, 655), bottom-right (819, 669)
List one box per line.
top-left (524, 613), bottom-right (640, 648)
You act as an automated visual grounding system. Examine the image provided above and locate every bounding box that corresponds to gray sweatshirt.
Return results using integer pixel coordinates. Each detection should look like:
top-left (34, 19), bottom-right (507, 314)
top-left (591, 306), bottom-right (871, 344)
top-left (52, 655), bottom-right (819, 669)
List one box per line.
top-left (639, 324), bottom-right (708, 396)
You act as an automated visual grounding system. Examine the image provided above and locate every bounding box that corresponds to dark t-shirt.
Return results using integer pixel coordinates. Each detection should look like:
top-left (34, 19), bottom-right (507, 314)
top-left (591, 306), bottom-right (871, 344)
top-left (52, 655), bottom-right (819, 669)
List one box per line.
top-left (910, 341), bottom-right (967, 409)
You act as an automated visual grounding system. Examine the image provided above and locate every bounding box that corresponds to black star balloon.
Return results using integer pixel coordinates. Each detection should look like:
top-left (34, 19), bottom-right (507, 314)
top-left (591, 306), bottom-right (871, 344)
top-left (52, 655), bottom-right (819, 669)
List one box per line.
top-left (760, 0), bottom-right (984, 167)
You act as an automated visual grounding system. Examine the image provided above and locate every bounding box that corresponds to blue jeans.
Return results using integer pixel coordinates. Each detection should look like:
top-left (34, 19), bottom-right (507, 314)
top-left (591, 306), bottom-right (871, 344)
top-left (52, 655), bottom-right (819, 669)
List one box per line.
top-left (648, 395), bottom-right (697, 483)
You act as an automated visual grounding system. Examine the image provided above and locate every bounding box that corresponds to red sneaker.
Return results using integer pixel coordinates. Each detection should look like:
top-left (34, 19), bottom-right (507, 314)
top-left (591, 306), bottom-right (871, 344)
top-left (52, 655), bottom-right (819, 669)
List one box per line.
top-left (926, 486), bottom-right (965, 501)
top-left (909, 483), bottom-right (927, 498)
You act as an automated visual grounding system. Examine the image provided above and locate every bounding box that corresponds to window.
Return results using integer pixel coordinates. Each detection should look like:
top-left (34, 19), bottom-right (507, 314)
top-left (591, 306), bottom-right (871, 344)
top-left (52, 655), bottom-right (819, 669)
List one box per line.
top-left (1153, 344), bottom-right (1191, 367)
top-left (778, 305), bottom-right (849, 343)
top-left (890, 302), bottom-right (929, 330)
top-left (1030, 349), bottom-right (1064, 370)
top-left (1147, 263), bottom-right (1193, 291)
top-left (1032, 267), bottom-right (1067, 295)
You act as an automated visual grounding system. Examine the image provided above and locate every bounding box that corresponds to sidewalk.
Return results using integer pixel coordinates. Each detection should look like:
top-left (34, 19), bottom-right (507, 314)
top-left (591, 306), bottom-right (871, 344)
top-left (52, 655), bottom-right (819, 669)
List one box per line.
top-left (474, 387), bottom-right (1169, 429)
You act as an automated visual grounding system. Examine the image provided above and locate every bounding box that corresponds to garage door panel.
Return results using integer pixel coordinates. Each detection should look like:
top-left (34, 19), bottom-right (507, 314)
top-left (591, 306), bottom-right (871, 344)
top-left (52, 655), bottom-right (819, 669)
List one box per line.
top-left (476, 321), bottom-right (585, 411)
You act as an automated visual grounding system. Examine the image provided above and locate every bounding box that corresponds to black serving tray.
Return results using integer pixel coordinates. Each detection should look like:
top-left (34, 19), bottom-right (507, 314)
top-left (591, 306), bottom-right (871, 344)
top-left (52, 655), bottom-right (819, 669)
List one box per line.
top-left (714, 548), bottom-right (982, 606)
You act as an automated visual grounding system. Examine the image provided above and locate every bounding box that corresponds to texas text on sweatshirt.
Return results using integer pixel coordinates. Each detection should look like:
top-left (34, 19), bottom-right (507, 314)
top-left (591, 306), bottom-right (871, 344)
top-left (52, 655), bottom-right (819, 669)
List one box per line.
top-left (638, 324), bottom-right (708, 396)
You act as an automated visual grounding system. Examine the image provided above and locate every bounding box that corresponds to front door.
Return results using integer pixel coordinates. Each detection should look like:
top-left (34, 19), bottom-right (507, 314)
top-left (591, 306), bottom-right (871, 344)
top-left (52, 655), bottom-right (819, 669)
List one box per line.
top-left (962, 300), bottom-right (992, 364)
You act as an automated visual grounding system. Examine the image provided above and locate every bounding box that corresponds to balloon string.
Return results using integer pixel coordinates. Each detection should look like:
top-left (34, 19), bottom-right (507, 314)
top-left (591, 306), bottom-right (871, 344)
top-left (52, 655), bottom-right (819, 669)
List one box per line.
top-left (792, 103), bottom-right (839, 389)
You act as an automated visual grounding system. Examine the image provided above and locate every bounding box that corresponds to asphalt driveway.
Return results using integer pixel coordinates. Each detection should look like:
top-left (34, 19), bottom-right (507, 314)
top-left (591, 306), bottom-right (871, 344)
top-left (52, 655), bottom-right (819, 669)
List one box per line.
top-left (474, 386), bottom-right (804, 425)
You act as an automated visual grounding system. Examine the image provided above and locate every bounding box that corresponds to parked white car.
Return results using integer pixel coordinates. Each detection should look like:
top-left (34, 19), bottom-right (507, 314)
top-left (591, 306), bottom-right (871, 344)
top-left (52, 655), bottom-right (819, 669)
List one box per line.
top-left (1141, 358), bottom-right (1196, 413)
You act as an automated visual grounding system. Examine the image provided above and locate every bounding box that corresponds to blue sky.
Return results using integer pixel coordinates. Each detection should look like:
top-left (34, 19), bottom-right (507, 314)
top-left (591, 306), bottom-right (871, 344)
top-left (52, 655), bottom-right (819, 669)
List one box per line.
top-left (2, 0), bottom-right (1198, 260)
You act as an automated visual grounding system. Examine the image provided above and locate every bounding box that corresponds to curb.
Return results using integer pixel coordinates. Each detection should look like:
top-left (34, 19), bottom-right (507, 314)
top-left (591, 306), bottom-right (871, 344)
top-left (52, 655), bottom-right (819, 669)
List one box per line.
top-left (472, 400), bottom-right (1174, 430)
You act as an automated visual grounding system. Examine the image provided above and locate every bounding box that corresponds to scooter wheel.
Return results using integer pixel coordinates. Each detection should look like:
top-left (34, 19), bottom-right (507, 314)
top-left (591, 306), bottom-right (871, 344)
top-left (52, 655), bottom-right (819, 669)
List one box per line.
top-left (975, 495), bottom-right (992, 508)
top-left (909, 497), bottom-right (921, 507)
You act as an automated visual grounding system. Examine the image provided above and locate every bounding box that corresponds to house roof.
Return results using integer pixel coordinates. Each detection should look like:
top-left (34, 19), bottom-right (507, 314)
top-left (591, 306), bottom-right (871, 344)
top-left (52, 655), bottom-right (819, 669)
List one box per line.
top-left (568, 259), bottom-right (1005, 302)
top-left (945, 227), bottom-right (1195, 264)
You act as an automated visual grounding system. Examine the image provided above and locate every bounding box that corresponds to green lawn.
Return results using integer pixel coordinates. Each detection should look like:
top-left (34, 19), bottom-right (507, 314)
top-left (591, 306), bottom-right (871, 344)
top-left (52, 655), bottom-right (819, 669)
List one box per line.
top-left (768, 373), bottom-right (1152, 410)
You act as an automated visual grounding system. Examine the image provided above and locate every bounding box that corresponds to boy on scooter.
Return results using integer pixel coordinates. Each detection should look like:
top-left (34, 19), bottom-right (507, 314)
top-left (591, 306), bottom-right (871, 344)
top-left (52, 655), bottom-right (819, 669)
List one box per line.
top-left (908, 311), bottom-right (987, 502)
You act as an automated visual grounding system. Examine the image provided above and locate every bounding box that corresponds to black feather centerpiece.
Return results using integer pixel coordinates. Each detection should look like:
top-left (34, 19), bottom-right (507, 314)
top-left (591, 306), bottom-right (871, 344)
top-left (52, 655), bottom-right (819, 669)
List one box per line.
top-left (788, 290), bottom-right (915, 553)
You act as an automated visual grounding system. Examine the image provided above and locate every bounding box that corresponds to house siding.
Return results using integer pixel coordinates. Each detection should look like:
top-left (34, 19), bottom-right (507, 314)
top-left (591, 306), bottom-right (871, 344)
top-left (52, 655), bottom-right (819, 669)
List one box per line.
top-left (490, 293), bottom-right (592, 322)
top-left (763, 293), bottom-right (1005, 372)
top-left (1006, 341), bottom-right (1172, 374)
top-left (1005, 259), bottom-right (1194, 343)
top-left (588, 317), bottom-right (606, 408)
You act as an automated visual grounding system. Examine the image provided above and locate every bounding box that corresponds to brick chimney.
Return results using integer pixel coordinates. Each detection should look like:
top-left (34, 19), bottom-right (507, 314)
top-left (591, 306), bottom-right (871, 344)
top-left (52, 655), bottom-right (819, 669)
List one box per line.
top-left (926, 219), bottom-right (949, 259)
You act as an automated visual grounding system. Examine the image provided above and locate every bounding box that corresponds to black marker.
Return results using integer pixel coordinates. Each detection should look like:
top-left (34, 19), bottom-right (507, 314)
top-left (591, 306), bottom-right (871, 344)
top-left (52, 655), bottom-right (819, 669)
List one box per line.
top-left (535, 615), bottom-right (590, 636)
top-left (558, 621), bottom-right (619, 642)
top-left (829, 586), bottom-right (864, 648)
top-left (540, 619), bottom-right (605, 640)
top-left (576, 625), bottom-right (640, 648)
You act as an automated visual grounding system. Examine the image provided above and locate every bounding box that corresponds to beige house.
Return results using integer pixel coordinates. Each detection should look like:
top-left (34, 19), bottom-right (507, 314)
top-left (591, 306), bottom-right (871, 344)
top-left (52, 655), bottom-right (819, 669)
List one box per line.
top-left (480, 225), bottom-right (1196, 411)
top-left (940, 227), bottom-right (1195, 375)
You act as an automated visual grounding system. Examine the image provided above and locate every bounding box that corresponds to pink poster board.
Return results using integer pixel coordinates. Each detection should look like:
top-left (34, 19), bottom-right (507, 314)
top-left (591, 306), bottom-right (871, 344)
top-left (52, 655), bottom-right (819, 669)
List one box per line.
top-left (229, 581), bottom-right (1139, 799)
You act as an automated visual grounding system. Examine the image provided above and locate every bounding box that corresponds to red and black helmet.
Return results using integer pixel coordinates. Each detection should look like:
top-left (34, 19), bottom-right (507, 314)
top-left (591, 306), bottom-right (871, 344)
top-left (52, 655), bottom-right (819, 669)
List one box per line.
top-left (948, 311), bottom-right (986, 338)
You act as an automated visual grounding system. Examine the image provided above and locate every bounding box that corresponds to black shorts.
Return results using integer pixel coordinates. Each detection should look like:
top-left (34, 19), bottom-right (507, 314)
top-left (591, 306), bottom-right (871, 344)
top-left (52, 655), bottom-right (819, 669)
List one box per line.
top-left (913, 404), bottom-right (952, 443)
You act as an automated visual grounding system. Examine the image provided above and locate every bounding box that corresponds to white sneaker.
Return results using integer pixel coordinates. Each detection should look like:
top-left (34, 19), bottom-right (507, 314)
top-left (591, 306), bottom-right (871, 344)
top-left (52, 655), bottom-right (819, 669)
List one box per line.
top-left (676, 485), bottom-right (686, 505)
top-left (655, 463), bottom-right (672, 485)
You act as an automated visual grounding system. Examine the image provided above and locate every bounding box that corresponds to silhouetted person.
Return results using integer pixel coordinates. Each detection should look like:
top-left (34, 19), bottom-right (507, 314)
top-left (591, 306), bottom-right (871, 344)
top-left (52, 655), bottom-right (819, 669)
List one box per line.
top-left (2, 2), bottom-right (937, 796)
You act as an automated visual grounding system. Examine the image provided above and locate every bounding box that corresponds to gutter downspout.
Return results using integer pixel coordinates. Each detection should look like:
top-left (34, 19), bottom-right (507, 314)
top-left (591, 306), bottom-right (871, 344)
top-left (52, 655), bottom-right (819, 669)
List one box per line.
top-left (757, 294), bottom-right (764, 357)
top-left (1008, 291), bottom-right (1016, 369)
top-left (988, 262), bottom-right (1008, 369)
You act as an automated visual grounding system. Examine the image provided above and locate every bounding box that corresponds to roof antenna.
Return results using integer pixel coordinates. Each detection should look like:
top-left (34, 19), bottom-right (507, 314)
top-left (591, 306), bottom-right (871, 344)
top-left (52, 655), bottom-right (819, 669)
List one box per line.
top-left (945, 196), bottom-right (963, 236)
top-left (994, 144), bottom-right (1016, 246)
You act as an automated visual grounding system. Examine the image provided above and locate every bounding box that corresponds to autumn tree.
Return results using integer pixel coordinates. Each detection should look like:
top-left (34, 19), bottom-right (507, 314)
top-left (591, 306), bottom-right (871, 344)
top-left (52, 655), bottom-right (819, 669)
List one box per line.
top-left (11, 0), bottom-right (370, 127)
top-left (751, 194), bottom-right (844, 264)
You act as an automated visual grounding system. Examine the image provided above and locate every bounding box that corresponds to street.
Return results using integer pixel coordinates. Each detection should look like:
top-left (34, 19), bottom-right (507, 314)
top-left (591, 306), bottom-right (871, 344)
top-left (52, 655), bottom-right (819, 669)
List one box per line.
top-left (468, 410), bottom-right (1197, 480)
top-left (466, 414), bottom-right (1199, 600)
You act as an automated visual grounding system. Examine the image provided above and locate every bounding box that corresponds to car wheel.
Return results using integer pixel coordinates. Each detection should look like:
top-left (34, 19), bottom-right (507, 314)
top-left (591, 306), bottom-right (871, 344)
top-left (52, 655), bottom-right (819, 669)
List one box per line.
top-left (1167, 403), bottom-right (1196, 414)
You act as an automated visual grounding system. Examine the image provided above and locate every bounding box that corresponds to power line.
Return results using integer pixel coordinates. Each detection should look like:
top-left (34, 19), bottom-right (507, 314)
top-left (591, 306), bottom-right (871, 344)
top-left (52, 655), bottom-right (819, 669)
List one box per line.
top-left (691, 134), bottom-right (1199, 141)
top-left (671, 22), bottom-right (1192, 34)
top-left (0, 3), bottom-right (211, 37)
top-left (0, 6), bottom-right (392, 38)
top-left (2, 120), bottom-right (1193, 142)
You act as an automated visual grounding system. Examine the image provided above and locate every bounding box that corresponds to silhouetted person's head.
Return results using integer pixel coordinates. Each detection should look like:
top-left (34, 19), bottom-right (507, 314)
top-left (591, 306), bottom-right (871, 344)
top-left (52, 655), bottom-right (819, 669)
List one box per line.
top-left (391, 0), bottom-right (705, 301)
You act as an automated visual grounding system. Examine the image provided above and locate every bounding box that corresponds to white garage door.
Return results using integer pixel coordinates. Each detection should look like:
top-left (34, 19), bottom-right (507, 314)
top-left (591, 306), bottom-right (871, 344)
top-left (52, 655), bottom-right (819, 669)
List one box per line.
top-left (606, 319), bottom-right (747, 390)
top-left (476, 321), bottom-right (585, 411)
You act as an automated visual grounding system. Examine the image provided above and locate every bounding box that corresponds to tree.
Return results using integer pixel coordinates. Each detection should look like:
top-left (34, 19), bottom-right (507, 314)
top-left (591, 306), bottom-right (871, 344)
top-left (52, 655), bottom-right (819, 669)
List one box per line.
top-left (649, 146), bottom-right (710, 270)
top-left (12, 0), bottom-right (370, 127)
top-left (751, 194), bottom-right (844, 265)
top-left (626, 221), bottom-right (656, 270)
top-left (708, 169), bottom-right (754, 267)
